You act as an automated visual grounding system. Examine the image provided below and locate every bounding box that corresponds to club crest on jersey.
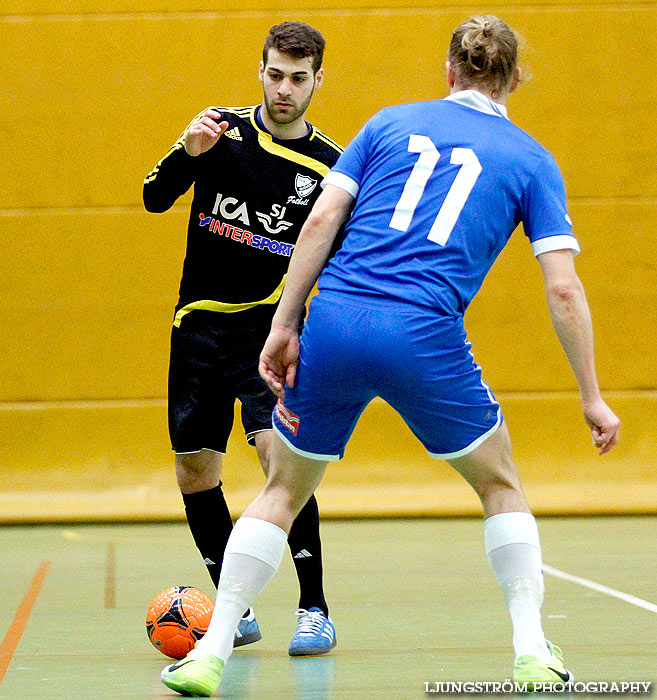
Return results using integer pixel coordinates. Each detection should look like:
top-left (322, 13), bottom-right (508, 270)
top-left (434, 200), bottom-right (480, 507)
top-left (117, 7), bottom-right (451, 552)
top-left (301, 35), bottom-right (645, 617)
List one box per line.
top-left (275, 401), bottom-right (300, 435)
top-left (295, 174), bottom-right (317, 198)
top-left (287, 174), bottom-right (317, 205)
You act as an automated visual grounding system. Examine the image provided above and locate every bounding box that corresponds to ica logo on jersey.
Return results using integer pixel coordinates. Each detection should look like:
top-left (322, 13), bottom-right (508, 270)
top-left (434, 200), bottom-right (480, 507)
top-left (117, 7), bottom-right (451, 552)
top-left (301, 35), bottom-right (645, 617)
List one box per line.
top-left (212, 193), bottom-right (250, 225)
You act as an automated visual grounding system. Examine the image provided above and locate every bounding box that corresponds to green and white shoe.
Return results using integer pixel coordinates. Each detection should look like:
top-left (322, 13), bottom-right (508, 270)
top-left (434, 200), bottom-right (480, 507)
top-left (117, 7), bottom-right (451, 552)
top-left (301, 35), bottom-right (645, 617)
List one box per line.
top-left (513, 641), bottom-right (573, 690)
top-left (161, 649), bottom-right (224, 697)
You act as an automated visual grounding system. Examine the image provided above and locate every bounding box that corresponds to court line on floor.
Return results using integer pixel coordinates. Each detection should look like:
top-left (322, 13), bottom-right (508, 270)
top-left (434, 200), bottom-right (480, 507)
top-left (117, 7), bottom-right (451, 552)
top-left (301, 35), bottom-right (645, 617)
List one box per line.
top-left (544, 564), bottom-right (657, 613)
top-left (0, 560), bottom-right (52, 685)
top-left (105, 540), bottom-right (116, 609)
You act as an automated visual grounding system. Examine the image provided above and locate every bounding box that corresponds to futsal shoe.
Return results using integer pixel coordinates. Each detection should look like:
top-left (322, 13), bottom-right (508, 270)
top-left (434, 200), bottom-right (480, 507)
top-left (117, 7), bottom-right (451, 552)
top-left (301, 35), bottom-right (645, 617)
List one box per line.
top-left (234, 608), bottom-right (262, 647)
top-left (513, 640), bottom-right (573, 689)
top-left (288, 607), bottom-right (337, 656)
top-left (161, 648), bottom-right (224, 697)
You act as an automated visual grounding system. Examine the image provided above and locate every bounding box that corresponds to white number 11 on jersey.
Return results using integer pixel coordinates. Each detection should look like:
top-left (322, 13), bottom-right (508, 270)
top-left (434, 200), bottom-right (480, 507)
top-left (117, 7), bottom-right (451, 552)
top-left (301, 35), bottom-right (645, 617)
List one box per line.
top-left (389, 135), bottom-right (482, 246)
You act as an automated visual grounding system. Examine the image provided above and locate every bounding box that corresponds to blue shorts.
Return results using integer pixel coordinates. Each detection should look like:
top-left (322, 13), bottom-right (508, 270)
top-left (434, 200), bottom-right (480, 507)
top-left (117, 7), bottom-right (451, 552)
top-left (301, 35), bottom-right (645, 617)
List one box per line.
top-left (272, 292), bottom-right (502, 461)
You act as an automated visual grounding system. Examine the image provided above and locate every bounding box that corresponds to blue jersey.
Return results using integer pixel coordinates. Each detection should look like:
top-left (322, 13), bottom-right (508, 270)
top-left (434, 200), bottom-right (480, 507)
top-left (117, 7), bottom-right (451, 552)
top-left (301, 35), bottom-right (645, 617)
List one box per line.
top-left (319, 90), bottom-right (579, 316)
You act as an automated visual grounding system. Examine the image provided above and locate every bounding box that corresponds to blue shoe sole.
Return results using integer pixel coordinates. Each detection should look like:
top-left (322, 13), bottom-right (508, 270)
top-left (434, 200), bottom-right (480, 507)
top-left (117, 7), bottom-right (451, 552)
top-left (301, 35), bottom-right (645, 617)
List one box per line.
top-left (288, 637), bottom-right (337, 657)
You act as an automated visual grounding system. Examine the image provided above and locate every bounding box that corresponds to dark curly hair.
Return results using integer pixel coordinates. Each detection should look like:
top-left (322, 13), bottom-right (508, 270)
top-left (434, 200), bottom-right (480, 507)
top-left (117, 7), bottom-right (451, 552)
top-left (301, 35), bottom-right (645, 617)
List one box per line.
top-left (263, 21), bottom-right (326, 74)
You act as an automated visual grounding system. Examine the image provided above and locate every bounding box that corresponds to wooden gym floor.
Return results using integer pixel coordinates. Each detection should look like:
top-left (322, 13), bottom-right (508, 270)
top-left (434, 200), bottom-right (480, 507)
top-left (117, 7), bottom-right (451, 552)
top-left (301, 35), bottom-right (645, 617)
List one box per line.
top-left (1, 517), bottom-right (655, 699)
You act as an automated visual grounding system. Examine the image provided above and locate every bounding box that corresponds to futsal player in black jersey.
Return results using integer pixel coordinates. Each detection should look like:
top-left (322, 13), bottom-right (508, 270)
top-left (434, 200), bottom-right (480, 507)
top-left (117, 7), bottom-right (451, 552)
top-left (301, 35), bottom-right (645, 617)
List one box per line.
top-left (143, 21), bottom-right (342, 656)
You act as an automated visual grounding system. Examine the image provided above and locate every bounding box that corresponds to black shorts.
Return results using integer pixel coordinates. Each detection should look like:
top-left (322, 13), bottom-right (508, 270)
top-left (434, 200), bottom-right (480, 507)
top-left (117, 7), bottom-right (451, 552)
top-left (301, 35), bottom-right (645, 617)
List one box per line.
top-left (168, 312), bottom-right (277, 454)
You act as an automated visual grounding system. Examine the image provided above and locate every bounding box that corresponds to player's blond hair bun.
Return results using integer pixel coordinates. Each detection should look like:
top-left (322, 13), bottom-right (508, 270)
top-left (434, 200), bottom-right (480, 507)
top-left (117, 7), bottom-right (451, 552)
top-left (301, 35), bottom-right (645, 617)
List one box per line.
top-left (449, 15), bottom-right (521, 99)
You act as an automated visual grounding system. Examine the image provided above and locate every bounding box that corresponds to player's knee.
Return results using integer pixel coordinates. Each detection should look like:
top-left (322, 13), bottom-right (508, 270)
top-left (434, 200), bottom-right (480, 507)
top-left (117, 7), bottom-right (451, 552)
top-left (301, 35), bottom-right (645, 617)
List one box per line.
top-left (176, 452), bottom-right (203, 473)
top-left (470, 466), bottom-right (530, 515)
top-left (175, 451), bottom-right (222, 491)
top-left (262, 480), bottom-right (309, 517)
top-left (470, 464), bottom-right (521, 500)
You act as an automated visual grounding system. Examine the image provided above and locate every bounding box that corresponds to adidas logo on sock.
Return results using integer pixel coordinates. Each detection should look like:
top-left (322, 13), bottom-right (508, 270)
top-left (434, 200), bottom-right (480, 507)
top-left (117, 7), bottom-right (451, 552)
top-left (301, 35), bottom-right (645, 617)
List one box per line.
top-left (293, 549), bottom-right (313, 559)
top-left (224, 127), bottom-right (242, 141)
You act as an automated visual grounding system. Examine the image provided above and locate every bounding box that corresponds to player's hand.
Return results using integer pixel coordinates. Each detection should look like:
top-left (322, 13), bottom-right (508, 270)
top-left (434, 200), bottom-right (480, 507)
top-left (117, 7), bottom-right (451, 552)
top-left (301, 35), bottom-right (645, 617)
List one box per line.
top-left (259, 326), bottom-right (300, 401)
top-left (184, 109), bottom-right (229, 156)
top-left (582, 397), bottom-right (620, 455)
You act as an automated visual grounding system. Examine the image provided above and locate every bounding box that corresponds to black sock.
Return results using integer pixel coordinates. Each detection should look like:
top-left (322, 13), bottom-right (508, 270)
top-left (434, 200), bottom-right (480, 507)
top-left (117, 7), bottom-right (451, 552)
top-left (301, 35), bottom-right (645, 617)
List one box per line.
top-left (288, 495), bottom-right (328, 617)
top-left (182, 483), bottom-right (233, 588)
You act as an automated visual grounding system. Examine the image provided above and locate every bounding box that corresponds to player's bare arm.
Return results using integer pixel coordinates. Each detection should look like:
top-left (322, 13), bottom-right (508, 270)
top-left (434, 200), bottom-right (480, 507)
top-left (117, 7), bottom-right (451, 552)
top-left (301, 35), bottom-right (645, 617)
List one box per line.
top-left (274, 185), bottom-right (353, 328)
top-left (538, 249), bottom-right (620, 454)
top-left (259, 185), bottom-right (353, 398)
top-left (184, 109), bottom-right (230, 157)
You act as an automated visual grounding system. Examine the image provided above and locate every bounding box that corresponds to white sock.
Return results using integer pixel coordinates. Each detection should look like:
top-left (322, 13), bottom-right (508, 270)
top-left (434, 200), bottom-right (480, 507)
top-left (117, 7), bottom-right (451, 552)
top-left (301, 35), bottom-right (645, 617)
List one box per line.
top-left (484, 512), bottom-right (551, 663)
top-left (194, 517), bottom-right (287, 662)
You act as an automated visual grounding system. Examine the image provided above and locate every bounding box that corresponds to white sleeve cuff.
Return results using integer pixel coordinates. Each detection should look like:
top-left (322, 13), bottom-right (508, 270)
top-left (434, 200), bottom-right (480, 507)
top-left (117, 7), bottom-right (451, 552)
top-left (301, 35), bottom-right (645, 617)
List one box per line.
top-left (321, 171), bottom-right (360, 197)
top-left (531, 234), bottom-right (580, 257)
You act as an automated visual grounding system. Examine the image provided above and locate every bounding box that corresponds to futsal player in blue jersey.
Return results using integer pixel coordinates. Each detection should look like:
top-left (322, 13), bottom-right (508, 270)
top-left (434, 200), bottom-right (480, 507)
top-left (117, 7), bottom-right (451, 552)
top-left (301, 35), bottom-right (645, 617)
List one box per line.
top-left (161, 15), bottom-right (620, 695)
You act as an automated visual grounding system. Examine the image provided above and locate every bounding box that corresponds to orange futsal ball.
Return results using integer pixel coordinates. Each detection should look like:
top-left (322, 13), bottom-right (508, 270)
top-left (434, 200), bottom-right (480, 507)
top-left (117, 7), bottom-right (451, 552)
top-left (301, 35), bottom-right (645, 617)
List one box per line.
top-left (146, 586), bottom-right (214, 659)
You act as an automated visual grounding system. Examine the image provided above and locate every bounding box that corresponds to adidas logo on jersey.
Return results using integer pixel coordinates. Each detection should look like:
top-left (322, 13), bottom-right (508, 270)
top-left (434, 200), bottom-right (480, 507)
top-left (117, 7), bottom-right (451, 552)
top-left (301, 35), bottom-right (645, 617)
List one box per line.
top-left (224, 127), bottom-right (242, 141)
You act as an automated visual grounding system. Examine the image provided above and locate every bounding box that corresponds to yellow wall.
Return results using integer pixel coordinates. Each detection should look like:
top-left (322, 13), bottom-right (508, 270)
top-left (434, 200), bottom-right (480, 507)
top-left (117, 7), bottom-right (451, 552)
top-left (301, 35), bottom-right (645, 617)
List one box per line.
top-left (1, 1), bottom-right (656, 520)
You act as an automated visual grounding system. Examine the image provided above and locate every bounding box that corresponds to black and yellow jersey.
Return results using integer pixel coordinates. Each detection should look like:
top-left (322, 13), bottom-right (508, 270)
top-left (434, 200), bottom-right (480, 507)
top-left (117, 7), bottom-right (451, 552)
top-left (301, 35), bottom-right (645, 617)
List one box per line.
top-left (143, 105), bottom-right (342, 327)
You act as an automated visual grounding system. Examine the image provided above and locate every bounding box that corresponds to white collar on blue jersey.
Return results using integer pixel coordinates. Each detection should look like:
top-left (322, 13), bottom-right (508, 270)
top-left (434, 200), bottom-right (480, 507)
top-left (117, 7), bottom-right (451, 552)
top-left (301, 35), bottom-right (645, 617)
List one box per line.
top-left (443, 89), bottom-right (508, 119)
